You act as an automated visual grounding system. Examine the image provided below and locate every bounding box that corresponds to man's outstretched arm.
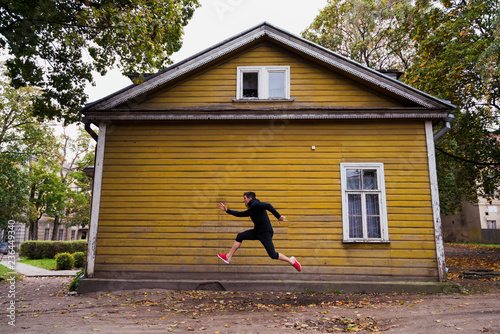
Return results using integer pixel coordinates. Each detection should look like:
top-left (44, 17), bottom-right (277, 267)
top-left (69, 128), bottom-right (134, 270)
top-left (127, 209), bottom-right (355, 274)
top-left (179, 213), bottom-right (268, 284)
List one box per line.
top-left (218, 202), bottom-right (250, 217)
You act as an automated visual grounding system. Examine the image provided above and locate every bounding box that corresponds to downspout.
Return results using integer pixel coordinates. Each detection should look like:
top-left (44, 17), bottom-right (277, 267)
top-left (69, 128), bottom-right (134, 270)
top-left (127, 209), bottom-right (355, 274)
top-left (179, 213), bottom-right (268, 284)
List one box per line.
top-left (433, 114), bottom-right (455, 141)
top-left (83, 117), bottom-right (98, 142)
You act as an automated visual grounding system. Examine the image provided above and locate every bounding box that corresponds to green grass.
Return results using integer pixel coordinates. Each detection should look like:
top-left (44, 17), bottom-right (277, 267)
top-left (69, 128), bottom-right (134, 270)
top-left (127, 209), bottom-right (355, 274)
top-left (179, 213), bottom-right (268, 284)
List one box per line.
top-left (0, 264), bottom-right (22, 282)
top-left (19, 257), bottom-right (56, 270)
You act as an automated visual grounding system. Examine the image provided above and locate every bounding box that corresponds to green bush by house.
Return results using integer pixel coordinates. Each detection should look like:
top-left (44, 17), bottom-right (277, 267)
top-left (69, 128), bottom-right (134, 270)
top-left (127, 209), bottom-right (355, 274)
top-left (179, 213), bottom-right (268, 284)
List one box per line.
top-left (55, 253), bottom-right (75, 270)
top-left (72, 252), bottom-right (85, 268)
top-left (20, 241), bottom-right (86, 259)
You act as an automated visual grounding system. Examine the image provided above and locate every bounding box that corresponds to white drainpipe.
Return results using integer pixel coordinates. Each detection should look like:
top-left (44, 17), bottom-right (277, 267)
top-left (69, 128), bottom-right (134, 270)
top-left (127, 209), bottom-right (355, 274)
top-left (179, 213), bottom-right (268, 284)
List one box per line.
top-left (433, 114), bottom-right (455, 141)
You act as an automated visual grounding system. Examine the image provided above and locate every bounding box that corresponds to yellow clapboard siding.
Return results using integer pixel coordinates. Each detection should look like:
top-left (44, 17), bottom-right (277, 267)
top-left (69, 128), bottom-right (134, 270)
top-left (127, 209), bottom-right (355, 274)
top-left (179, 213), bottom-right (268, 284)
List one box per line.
top-left (96, 238), bottom-right (436, 252)
top-left (99, 192), bottom-right (338, 199)
top-left (95, 239), bottom-right (437, 253)
top-left (96, 245), bottom-right (436, 262)
top-left (100, 184), bottom-right (338, 192)
top-left (101, 177), bottom-right (336, 185)
top-left (101, 165), bottom-right (340, 173)
top-left (96, 218), bottom-right (433, 228)
top-left (105, 137), bottom-right (425, 146)
top-left (96, 225), bottom-right (435, 240)
top-left (99, 195), bottom-right (337, 204)
top-left (94, 253), bottom-right (436, 269)
top-left (97, 197), bottom-right (431, 209)
top-left (100, 158), bottom-right (430, 167)
top-left (106, 126), bottom-right (424, 136)
top-left (104, 145), bottom-right (428, 154)
top-left (105, 138), bottom-right (426, 147)
top-left (98, 208), bottom-right (340, 215)
top-left (93, 263), bottom-right (438, 278)
top-left (99, 189), bottom-right (340, 198)
top-left (103, 151), bottom-right (427, 159)
top-left (102, 171), bottom-right (339, 179)
top-left (96, 115), bottom-right (438, 280)
top-left (129, 43), bottom-right (401, 109)
top-left (96, 213), bottom-right (433, 223)
top-left (97, 204), bottom-right (430, 215)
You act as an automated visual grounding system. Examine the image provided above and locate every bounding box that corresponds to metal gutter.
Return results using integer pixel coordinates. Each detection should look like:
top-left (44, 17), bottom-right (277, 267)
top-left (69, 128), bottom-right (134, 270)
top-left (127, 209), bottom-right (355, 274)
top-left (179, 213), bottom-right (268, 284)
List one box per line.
top-left (433, 114), bottom-right (455, 141)
top-left (82, 117), bottom-right (99, 142)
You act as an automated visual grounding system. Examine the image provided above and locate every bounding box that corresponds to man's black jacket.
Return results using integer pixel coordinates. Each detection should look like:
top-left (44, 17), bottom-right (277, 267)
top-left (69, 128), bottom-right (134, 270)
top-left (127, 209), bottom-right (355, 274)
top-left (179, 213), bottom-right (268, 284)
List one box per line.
top-left (225, 198), bottom-right (281, 234)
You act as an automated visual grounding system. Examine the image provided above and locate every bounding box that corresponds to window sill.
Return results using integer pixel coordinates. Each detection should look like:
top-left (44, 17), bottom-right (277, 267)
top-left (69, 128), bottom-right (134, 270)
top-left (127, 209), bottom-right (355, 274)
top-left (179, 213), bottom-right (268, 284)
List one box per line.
top-left (232, 98), bottom-right (295, 103)
top-left (342, 239), bottom-right (391, 244)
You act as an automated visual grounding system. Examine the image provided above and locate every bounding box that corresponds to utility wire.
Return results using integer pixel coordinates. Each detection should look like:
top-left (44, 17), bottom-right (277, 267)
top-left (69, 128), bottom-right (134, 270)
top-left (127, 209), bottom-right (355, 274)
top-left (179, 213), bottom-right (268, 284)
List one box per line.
top-left (436, 147), bottom-right (500, 166)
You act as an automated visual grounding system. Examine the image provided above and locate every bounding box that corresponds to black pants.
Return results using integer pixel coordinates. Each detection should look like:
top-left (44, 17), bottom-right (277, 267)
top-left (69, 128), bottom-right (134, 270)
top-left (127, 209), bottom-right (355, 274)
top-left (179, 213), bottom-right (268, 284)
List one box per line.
top-left (235, 229), bottom-right (279, 260)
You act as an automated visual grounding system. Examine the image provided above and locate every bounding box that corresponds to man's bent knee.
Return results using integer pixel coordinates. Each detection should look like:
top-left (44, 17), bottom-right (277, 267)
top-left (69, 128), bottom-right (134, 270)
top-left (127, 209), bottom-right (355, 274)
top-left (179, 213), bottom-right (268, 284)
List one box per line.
top-left (268, 251), bottom-right (279, 260)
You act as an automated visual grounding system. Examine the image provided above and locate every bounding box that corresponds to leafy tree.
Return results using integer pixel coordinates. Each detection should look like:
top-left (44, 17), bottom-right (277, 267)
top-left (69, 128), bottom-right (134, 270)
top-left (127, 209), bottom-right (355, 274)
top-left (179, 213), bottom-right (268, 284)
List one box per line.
top-left (0, 152), bottom-right (29, 232)
top-left (303, 0), bottom-right (500, 213)
top-left (302, 0), bottom-right (415, 71)
top-left (59, 127), bottom-right (95, 173)
top-left (0, 63), bottom-right (62, 232)
top-left (27, 158), bottom-right (69, 240)
top-left (66, 187), bottom-right (92, 229)
top-left (61, 129), bottom-right (95, 230)
top-left (1, 0), bottom-right (200, 124)
top-left (0, 62), bottom-right (95, 239)
top-left (404, 0), bottom-right (500, 213)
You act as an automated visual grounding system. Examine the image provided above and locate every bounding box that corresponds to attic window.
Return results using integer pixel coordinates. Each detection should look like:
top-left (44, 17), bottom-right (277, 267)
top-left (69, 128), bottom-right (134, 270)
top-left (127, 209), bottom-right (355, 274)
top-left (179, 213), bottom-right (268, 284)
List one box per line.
top-left (236, 66), bottom-right (290, 100)
top-left (242, 72), bottom-right (259, 97)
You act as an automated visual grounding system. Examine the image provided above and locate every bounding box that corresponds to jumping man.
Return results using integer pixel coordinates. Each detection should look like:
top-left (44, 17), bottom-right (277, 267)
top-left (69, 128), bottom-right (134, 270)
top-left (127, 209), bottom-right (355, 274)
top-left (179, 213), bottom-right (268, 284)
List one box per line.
top-left (217, 192), bottom-right (302, 272)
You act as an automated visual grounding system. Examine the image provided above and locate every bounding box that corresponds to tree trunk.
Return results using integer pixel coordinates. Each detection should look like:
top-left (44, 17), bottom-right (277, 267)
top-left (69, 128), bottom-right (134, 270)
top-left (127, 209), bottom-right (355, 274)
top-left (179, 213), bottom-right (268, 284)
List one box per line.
top-left (30, 219), bottom-right (39, 240)
top-left (52, 214), bottom-right (60, 241)
top-left (28, 221), bottom-right (34, 240)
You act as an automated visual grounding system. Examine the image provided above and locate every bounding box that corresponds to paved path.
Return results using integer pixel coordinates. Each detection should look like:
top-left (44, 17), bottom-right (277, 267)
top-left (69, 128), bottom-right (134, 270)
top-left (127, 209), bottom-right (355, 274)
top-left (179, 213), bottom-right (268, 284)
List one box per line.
top-left (1, 255), bottom-right (78, 277)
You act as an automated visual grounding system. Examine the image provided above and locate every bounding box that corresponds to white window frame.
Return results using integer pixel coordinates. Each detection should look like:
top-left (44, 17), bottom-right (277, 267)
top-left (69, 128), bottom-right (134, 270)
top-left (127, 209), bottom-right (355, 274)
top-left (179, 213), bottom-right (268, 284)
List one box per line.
top-left (236, 66), bottom-right (290, 100)
top-left (340, 163), bottom-right (389, 243)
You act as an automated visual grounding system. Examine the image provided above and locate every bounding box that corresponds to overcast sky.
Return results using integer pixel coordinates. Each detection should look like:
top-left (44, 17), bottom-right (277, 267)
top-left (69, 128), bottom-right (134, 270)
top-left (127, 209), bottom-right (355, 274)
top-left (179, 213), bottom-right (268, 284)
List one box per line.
top-left (84, 0), bottom-right (329, 103)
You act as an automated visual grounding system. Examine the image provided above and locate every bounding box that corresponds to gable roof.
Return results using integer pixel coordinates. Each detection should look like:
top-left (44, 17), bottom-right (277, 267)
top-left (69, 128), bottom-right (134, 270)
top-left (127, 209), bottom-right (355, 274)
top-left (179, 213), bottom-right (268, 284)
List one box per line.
top-left (82, 22), bottom-right (454, 119)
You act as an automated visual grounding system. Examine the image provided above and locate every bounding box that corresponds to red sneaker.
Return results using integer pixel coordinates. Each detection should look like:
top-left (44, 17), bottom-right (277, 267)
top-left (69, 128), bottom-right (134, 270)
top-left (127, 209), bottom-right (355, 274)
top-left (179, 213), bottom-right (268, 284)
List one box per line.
top-left (217, 253), bottom-right (230, 264)
top-left (290, 256), bottom-right (301, 272)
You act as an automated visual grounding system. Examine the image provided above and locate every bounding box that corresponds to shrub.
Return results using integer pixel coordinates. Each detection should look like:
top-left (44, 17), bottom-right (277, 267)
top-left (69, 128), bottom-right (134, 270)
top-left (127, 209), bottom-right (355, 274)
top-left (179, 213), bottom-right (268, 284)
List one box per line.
top-left (19, 241), bottom-right (38, 259)
top-left (55, 253), bottom-right (75, 270)
top-left (73, 252), bottom-right (85, 268)
top-left (20, 240), bottom-right (86, 259)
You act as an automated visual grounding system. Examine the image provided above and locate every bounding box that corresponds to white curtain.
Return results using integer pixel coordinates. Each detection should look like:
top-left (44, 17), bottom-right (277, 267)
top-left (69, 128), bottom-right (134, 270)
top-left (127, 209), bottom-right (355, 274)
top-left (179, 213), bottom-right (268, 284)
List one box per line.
top-left (348, 194), bottom-right (363, 238)
top-left (366, 194), bottom-right (381, 238)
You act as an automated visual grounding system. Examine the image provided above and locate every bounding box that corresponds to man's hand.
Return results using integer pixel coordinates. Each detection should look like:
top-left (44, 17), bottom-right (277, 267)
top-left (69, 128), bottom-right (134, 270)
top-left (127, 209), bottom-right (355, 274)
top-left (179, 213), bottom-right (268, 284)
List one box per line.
top-left (278, 216), bottom-right (287, 223)
top-left (218, 202), bottom-right (228, 212)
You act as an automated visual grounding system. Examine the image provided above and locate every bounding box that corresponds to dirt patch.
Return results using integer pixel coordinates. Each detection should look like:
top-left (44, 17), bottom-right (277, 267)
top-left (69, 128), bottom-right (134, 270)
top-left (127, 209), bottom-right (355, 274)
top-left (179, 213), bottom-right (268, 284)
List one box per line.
top-left (445, 244), bottom-right (500, 294)
top-left (444, 244), bottom-right (500, 259)
top-left (1, 245), bottom-right (499, 333)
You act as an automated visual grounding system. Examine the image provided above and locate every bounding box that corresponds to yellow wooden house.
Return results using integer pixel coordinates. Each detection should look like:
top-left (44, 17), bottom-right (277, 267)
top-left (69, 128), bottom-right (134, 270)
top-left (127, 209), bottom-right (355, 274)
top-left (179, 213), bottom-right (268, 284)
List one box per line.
top-left (79, 23), bottom-right (456, 293)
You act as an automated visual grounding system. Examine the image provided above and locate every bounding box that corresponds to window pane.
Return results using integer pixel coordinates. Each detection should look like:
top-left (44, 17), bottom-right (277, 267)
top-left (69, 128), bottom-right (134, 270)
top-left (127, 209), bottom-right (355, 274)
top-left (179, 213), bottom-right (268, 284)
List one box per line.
top-left (367, 216), bottom-right (381, 238)
top-left (363, 170), bottom-right (378, 190)
top-left (366, 194), bottom-right (379, 215)
top-left (242, 72), bottom-right (258, 97)
top-left (348, 194), bottom-right (363, 238)
top-left (346, 169), bottom-right (361, 189)
top-left (366, 194), bottom-right (381, 238)
top-left (269, 72), bottom-right (285, 98)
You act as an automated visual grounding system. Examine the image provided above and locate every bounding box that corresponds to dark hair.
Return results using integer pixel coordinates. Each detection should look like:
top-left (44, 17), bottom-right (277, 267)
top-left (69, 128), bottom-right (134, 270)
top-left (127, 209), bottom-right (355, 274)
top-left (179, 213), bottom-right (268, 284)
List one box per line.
top-left (243, 192), bottom-right (256, 199)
